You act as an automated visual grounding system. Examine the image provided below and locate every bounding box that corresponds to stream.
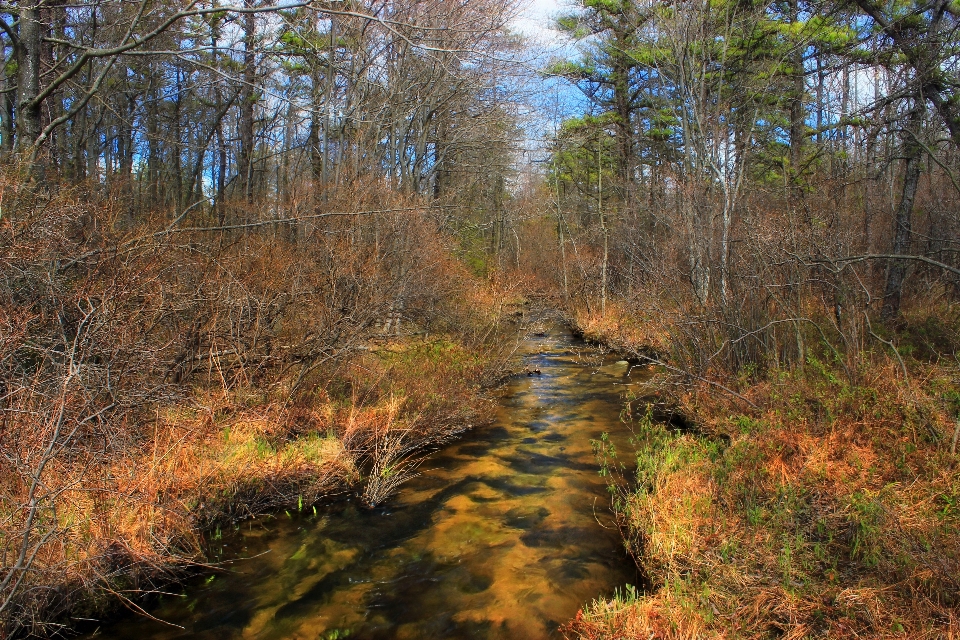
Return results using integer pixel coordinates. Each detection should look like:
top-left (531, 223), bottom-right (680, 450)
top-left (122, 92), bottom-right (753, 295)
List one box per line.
top-left (90, 323), bottom-right (643, 639)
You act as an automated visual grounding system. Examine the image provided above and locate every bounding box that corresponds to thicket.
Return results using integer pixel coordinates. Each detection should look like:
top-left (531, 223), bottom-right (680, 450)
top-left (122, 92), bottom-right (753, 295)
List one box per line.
top-left (0, 170), bottom-right (526, 636)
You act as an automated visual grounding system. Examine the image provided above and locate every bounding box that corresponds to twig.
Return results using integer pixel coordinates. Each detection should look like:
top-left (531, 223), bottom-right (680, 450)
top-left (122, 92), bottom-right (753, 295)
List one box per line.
top-left (863, 311), bottom-right (908, 381)
top-left (806, 254), bottom-right (960, 277)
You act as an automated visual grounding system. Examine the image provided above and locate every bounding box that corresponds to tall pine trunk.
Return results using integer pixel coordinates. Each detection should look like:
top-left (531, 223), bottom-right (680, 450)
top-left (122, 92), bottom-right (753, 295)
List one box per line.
top-left (238, 1), bottom-right (256, 203)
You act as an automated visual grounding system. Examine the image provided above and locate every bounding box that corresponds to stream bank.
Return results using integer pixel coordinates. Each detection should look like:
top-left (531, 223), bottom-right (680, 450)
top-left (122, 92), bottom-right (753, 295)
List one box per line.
top-left (82, 321), bottom-right (643, 639)
top-left (561, 306), bottom-right (960, 639)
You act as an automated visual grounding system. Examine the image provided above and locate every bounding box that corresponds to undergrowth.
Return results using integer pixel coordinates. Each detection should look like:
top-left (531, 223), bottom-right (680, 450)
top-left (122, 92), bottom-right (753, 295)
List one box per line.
top-left (565, 303), bottom-right (960, 639)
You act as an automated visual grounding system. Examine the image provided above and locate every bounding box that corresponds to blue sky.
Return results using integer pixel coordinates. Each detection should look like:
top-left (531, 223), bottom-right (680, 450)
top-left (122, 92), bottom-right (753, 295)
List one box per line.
top-left (508, 0), bottom-right (593, 155)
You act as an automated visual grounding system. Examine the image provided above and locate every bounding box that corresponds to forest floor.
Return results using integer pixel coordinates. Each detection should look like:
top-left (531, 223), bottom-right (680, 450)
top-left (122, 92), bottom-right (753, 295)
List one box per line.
top-left (562, 303), bottom-right (960, 639)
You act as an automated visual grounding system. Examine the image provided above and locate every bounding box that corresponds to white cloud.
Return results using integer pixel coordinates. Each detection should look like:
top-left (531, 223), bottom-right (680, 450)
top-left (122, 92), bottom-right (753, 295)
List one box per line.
top-left (513, 0), bottom-right (567, 43)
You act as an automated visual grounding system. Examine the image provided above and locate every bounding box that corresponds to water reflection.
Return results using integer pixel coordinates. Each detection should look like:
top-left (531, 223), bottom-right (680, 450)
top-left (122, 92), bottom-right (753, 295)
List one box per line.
top-left (91, 325), bottom-right (641, 640)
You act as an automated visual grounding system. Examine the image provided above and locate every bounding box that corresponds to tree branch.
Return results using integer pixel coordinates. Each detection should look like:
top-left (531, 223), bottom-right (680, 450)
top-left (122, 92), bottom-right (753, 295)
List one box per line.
top-left (28, 1), bottom-right (309, 111)
top-left (807, 254), bottom-right (960, 277)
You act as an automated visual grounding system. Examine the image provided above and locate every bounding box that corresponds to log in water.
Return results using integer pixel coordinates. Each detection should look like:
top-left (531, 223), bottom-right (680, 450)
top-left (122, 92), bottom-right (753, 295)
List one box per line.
top-left (91, 323), bottom-right (643, 639)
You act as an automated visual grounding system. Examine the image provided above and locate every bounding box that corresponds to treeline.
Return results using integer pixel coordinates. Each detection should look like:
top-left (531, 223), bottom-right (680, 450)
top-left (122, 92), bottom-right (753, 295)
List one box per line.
top-left (1, 0), bottom-right (521, 219)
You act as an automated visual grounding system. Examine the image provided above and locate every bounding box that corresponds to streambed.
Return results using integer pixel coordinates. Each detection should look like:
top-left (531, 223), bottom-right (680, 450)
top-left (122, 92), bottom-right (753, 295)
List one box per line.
top-left (90, 324), bottom-right (643, 639)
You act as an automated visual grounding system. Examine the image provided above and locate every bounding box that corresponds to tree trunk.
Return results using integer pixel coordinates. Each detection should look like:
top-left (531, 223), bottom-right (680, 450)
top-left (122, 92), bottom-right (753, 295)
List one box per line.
top-left (238, 1), bottom-right (256, 202)
top-left (0, 63), bottom-right (13, 155)
top-left (86, 106), bottom-right (100, 183)
top-left (322, 17), bottom-right (336, 188)
top-left (173, 67), bottom-right (184, 210)
top-left (146, 69), bottom-right (161, 210)
top-left (787, 0), bottom-right (805, 196)
top-left (16, 3), bottom-right (43, 153)
top-left (599, 148), bottom-right (608, 316)
top-left (881, 105), bottom-right (924, 320)
top-left (611, 43), bottom-right (633, 201)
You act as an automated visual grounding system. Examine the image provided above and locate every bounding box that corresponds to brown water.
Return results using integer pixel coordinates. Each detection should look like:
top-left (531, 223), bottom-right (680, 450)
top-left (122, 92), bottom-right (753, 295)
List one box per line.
top-left (90, 324), bottom-right (642, 640)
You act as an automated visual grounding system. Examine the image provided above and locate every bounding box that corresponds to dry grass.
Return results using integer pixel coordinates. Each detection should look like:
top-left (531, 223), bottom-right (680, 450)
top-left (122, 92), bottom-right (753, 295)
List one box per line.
top-left (565, 302), bottom-right (960, 640)
top-left (1, 358), bottom-right (493, 635)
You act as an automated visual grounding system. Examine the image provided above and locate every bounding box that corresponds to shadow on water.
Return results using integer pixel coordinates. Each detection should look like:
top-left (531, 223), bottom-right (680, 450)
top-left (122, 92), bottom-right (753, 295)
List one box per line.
top-left (87, 323), bottom-right (643, 640)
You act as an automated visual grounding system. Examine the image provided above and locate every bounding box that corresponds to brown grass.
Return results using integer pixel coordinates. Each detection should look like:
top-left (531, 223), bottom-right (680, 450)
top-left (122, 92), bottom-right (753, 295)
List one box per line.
top-left (564, 302), bottom-right (960, 640)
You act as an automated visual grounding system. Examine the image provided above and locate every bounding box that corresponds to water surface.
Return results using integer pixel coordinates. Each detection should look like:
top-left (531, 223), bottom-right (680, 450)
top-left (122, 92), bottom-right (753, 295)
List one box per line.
top-left (92, 324), bottom-right (641, 640)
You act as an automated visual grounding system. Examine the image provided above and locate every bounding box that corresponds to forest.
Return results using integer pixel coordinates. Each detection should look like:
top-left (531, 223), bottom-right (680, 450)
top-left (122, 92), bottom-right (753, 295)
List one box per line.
top-left (0, 0), bottom-right (958, 637)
